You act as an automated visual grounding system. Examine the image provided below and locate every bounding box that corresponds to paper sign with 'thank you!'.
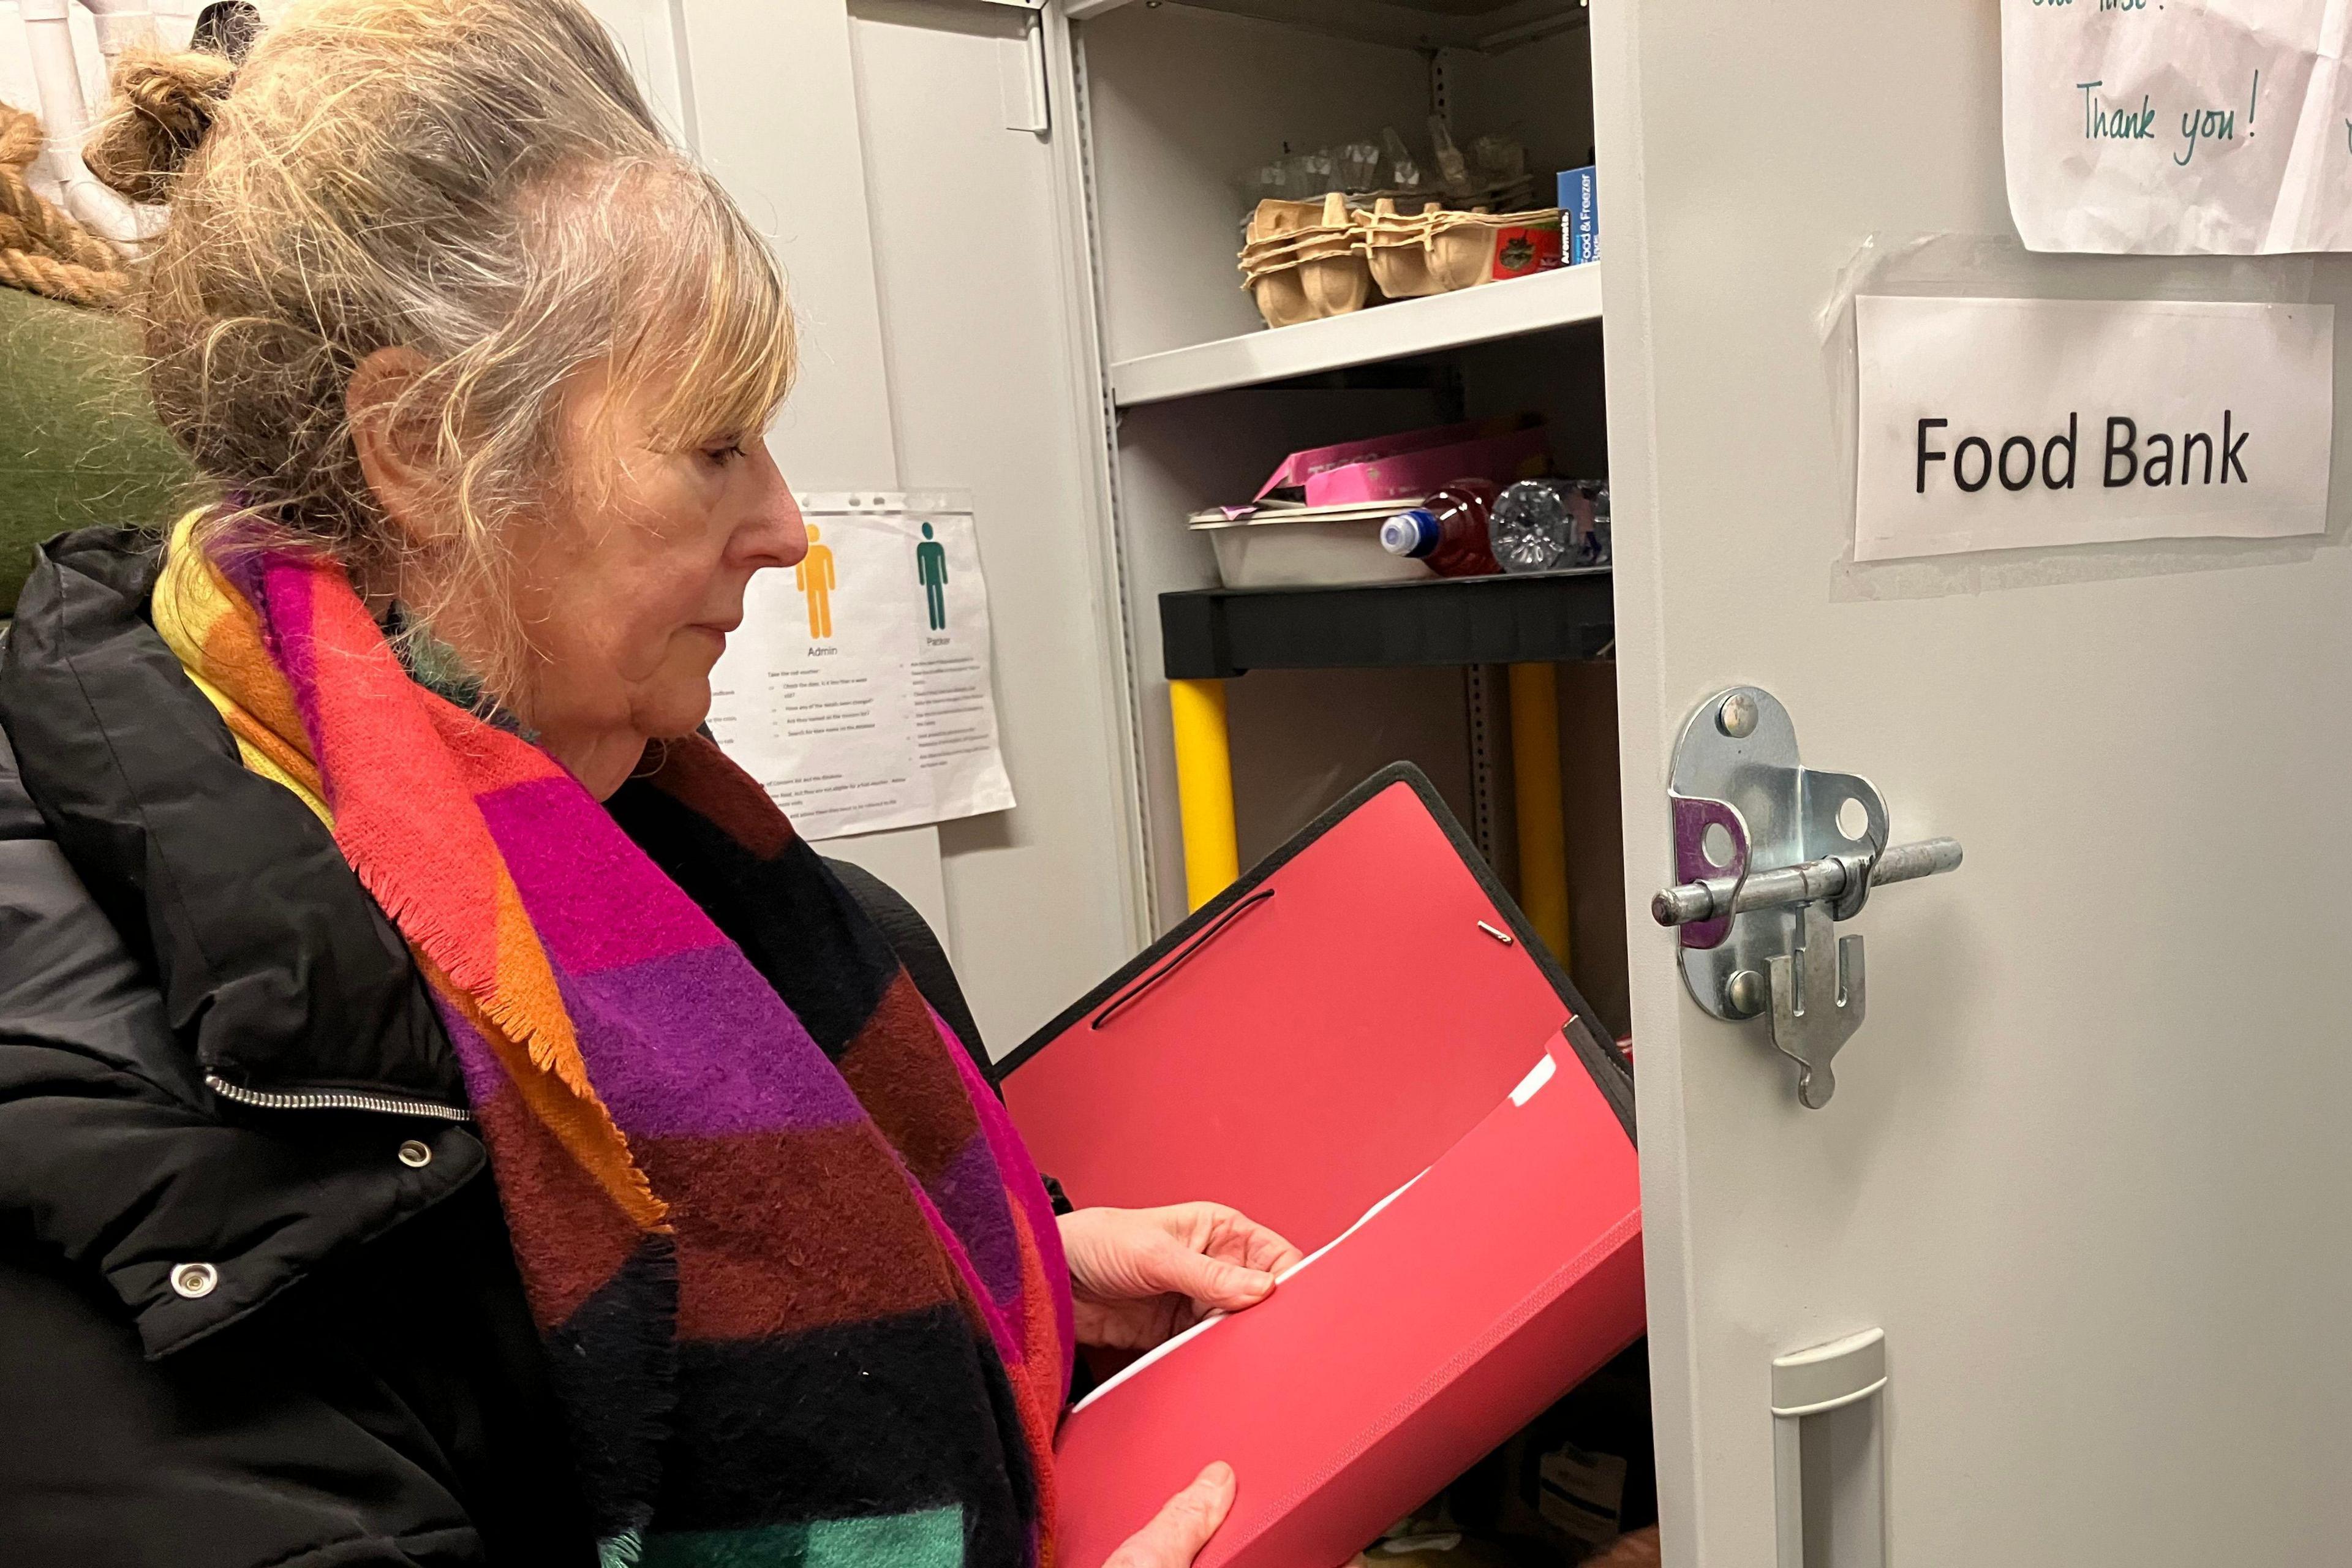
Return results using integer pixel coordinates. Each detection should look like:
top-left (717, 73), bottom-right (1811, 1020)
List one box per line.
top-left (2002, 0), bottom-right (2352, 254)
top-left (1853, 295), bottom-right (2334, 564)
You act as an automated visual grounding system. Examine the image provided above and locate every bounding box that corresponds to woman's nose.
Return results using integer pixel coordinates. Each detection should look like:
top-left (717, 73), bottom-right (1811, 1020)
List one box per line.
top-left (736, 440), bottom-right (807, 568)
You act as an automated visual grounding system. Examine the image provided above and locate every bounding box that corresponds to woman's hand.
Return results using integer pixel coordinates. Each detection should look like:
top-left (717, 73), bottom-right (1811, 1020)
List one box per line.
top-left (1059, 1203), bottom-right (1305, 1350)
top-left (1104, 1463), bottom-right (1237, 1568)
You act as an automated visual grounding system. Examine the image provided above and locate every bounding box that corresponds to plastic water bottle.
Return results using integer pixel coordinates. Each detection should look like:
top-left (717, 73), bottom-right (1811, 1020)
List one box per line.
top-left (1575, 482), bottom-right (1611, 567)
top-left (1488, 480), bottom-right (1572, 573)
top-left (1378, 480), bottom-right (1501, 576)
top-left (1488, 479), bottom-right (1613, 573)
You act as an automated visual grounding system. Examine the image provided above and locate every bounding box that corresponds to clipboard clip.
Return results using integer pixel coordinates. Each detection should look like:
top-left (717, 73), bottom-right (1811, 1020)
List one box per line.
top-left (1090, 888), bottom-right (1277, 1031)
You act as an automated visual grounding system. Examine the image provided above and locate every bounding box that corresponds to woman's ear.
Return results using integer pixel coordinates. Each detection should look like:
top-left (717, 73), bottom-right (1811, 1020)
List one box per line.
top-left (346, 346), bottom-right (450, 545)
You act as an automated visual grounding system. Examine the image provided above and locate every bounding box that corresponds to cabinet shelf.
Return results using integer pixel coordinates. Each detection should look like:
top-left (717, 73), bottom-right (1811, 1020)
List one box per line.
top-left (1160, 568), bottom-right (1613, 681)
top-left (1110, 263), bottom-right (1603, 408)
top-left (1078, 0), bottom-right (1586, 53)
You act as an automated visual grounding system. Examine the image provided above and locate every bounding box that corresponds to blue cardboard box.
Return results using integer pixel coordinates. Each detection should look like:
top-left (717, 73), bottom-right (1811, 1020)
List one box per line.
top-left (1558, 166), bottom-right (1599, 265)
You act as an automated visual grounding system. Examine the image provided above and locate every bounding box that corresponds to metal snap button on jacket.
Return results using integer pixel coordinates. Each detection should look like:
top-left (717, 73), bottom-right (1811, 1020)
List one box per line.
top-left (170, 1262), bottom-right (219, 1299)
top-left (397, 1139), bottom-right (432, 1169)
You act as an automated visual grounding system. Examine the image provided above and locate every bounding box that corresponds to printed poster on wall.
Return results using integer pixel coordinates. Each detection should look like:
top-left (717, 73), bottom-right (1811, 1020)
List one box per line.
top-left (706, 491), bottom-right (1016, 840)
top-left (2003, 0), bottom-right (2352, 253)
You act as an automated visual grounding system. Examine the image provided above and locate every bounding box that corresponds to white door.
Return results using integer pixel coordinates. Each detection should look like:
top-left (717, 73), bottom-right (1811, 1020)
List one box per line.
top-left (1595, 4), bottom-right (2352, 1566)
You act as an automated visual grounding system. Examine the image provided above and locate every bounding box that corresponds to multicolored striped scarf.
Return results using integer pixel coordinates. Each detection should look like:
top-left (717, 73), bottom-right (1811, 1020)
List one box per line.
top-left (153, 524), bottom-right (1072, 1568)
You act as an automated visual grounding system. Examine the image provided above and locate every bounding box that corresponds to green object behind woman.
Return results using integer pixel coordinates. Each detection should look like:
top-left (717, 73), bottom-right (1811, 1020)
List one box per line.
top-left (0, 286), bottom-right (194, 617)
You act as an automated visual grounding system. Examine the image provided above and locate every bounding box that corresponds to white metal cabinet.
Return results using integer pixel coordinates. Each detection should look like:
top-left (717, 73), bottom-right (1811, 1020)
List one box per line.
top-left (995, 1), bottom-right (2351, 1562)
top-left (1593, 2), bottom-right (2352, 1565)
top-left (1076, 1), bottom-right (1607, 933)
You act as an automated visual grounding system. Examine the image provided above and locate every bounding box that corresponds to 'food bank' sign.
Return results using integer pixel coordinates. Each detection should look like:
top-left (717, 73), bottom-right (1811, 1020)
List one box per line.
top-left (1854, 295), bottom-right (2332, 562)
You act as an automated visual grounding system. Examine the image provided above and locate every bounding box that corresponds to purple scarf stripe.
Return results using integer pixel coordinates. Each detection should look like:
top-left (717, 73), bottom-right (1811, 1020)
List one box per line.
top-left (431, 978), bottom-right (505, 1086)
top-left (937, 1016), bottom-right (1074, 1370)
top-left (930, 1133), bottom-right (1027, 1307)
top-left (557, 952), bottom-right (867, 1139)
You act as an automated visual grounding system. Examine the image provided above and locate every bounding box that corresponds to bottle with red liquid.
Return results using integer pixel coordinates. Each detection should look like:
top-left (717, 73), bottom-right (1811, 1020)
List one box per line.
top-left (1378, 480), bottom-right (1501, 577)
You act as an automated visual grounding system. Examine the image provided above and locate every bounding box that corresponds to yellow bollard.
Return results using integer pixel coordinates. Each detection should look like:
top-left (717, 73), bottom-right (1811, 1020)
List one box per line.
top-left (1169, 677), bottom-right (1240, 910)
top-left (1508, 663), bottom-right (1572, 967)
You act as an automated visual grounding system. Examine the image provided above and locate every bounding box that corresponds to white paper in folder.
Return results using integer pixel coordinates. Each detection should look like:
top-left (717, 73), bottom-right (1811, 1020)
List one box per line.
top-left (2003, 0), bottom-right (2352, 254)
top-left (707, 491), bottom-right (1014, 839)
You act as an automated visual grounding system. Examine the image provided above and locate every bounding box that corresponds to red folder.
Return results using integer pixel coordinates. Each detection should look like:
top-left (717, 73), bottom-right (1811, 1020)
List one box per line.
top-left (998, 766), bottom-right (1643, 1568)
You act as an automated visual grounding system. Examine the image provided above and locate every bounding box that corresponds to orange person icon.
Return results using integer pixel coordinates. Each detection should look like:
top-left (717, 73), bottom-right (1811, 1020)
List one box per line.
top-left (796, 523), bottom-right (837, 639)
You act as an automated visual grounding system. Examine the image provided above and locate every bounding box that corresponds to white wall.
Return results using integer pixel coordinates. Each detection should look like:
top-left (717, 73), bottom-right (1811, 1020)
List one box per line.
top-left (657, 0), bottom-right (958, 940)
top-left (845, 0), bottom-right (1142, 1048)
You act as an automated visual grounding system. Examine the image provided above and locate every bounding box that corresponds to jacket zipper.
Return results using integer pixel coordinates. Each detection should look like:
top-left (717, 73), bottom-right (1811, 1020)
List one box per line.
top-left (205, 1072), bottom-right (473, 1123)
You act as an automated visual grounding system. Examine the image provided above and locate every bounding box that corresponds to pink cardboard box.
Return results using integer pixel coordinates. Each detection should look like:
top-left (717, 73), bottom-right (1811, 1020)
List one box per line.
top-left (1257, 416), bottom-right (1550, 507)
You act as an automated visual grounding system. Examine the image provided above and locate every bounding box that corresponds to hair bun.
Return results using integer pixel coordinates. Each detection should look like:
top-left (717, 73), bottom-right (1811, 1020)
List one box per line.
top-left (85, 50), bottom-right (236, 205)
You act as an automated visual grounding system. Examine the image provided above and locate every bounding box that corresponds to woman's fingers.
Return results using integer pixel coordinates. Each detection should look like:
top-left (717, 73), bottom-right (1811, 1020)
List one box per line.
top-left (1231, 1215), bottom-right (1305, 1276)
top-left (1176, 1202), bottom-right (1305, 1278)
top-left (1152, 1240), bottom-right (1277, 1312)
top-left (1060, 1204), bottom-right (1300, 1321)
top-left (1103, 1463), bottom-right (1237, 1568)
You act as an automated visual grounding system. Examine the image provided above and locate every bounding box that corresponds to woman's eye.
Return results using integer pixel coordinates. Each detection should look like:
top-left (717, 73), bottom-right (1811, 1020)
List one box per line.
top-left (700, 441), bottom-right (747, 467)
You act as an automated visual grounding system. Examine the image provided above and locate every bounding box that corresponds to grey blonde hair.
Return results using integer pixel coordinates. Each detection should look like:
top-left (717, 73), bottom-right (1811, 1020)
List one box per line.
top-left (93, 0), bottom-right (796, 699)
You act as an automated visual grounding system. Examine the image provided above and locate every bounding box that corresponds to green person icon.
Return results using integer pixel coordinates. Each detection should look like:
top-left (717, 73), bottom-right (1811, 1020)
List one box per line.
top-left (916, 521), bottom-right (949, 632)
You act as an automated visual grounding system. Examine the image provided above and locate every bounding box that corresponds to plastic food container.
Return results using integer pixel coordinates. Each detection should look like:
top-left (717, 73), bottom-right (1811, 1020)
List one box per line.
top-left (1189, 500), bottom-right (1431, 589)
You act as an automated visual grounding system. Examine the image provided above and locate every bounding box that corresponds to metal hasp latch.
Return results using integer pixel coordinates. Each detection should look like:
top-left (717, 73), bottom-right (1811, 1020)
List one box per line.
top-left (1651, 687), bottom-right (1962, 1108)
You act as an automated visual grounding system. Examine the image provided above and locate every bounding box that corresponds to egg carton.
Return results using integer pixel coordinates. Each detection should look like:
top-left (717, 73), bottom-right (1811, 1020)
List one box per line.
top-left (1237, 192), bottom-right (1564, 330)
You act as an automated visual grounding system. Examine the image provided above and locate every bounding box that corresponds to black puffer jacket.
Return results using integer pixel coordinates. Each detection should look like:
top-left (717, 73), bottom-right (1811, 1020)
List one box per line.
top-left (0, 530), bottom-right (999, 1568)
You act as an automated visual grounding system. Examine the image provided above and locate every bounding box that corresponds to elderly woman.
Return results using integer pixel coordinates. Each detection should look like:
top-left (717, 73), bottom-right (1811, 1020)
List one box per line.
top-left (0, 2), bottom-right (1302, 1564)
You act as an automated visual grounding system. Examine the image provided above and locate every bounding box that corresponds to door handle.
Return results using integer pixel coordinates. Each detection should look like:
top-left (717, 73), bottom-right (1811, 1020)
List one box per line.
top-left (1651, 687), bottom-right (1962, 1107)
top-left (1772, 1329), bottom-right (1888, 1568)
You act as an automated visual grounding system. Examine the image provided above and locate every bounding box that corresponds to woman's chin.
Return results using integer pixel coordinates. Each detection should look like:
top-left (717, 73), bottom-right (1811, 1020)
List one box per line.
top-left (639, 678), bottom-right (714, 742)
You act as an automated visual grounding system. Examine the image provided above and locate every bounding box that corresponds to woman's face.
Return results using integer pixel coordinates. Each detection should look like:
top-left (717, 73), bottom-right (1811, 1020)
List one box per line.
top-left (510, 364), bottom-right (806, 795)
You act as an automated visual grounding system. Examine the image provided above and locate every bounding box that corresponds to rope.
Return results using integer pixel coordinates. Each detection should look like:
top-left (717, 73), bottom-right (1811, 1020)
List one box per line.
top-left (0, 100), bottom-right (132, 310)
top-left (0, 243), bottom-right (126, 309)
